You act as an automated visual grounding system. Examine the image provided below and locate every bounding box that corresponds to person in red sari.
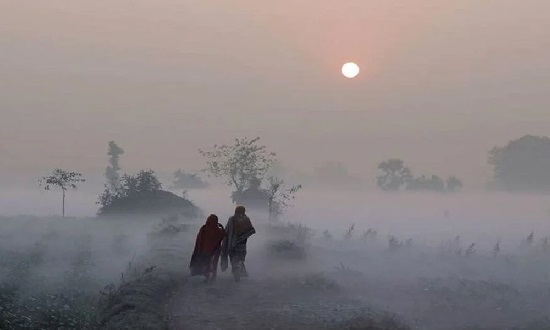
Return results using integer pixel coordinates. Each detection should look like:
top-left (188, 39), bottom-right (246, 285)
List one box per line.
top-left (189, 214), bottom-right (226, 283)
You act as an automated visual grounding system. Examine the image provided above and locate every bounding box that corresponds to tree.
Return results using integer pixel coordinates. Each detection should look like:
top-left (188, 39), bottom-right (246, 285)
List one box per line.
top-left (406, 174), bottom-right (445, 192)
top-left (446, 176), bottom-right (463, 192)
top-left (171, 170), bottom-right (209, 190)
top-left (199, 137), bottom-right (276, 195)
top-left (97, 169), bottom-right (201, 217)
top-left (376, 159), bottom-right (412, 191)
top-left (230, 177), bottom-right (269, 209)
top-left (105, 141), bottom-right (124, 191)
top-left (99, 169), bottom-right (162, 206)
top-left (489, 135), bottom-right (550, 191)
top-left (266, 177), bottom-right (302, 221)
top-left (39, 169), bottom-right (85, 217)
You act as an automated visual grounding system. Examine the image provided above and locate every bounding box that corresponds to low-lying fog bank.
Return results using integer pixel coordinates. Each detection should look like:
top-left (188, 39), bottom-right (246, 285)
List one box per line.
top-left (2, 188), bottom-right (550, 329)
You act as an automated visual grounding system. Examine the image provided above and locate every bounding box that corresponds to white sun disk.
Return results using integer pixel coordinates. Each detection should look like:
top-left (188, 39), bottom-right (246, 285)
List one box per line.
top-left (342, 62), bottom-right (360, 78)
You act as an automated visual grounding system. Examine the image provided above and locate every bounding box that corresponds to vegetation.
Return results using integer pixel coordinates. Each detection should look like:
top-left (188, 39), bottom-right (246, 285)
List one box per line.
top-left (446, 176), bottom-right (463, 192)
top-left (0, 232), bottom-right (101, 329)
top-left (98, 170), bottom-right (201, 218)
top-left (230, 177), bottom-right (269, 209)
top-left (201, 137), bottom-right (302, 216)
top-left (266, 176), bottom-right (302, 221)
top-left (0, 216), bottom-right (189, 330)
top-left (265, 222), bottom-right (313, 260)
top-left (376, 159), bottom-right (412, 191)
top-left (376, 159), bottom-right (463, 192)
top-left (39, 169), bottom-right (85, 217)
top-left (406, 174), bottom-right (445, 192)
top-left (199, 137), bottom-right (276, 194)
top-left (105, 141), bottom-right (125, 191)
top-left (171, 169), bottom-right (209, 190)
top-left (489, 135), bottom-right (550, 192)
top-left (199, 137), bottom-right (277, 208)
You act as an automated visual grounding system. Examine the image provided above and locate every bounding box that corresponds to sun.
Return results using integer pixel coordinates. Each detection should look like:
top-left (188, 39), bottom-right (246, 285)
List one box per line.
top-left (342, 62), bottom-right (360, 79)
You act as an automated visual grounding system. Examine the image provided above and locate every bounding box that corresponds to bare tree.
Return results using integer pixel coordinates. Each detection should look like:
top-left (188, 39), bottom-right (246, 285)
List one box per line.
top-left (266, 176), bottom-right (302, 221)
top-left (39, 169), bottom-right (85, 217)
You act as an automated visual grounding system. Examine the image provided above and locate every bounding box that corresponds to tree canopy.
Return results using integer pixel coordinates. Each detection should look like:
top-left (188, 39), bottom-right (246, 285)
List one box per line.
top-left (265, 177), bottom-right (302, 221)
top-left (105, 141), bottom-right (124, 191)
top-left (376, 159), bottom-right (463, 193)
top-left (489, 135), bottom-right (550, 192)
top-left (171, 170), bottom-right (209, 190)
top-left (376, 159), bottom-right (412, 191)
top-left (406, 175), bottom-right (445, 192)
top-left (98, 170), bottom-right (200, 218)
top-left (39, 169), bottom-right (85, 217)
top-left (199, 137), bottom-right (276, 193)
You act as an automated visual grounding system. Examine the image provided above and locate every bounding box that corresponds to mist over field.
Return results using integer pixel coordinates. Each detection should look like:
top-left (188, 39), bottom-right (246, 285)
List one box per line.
top-left (2, 179), bottom-right (550, 329)
top-left (3, 185), bottom-right (550, 248)
top-left (2, 0), bottom-right (550, 329)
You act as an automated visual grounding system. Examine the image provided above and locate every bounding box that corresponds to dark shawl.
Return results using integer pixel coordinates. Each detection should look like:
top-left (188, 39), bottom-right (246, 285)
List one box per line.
top-left (220, 213), bottom-right (255, 271)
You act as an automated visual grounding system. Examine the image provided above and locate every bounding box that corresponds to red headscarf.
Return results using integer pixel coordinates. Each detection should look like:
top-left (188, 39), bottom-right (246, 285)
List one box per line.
top-left (193, 214), bottom-right (226, 255)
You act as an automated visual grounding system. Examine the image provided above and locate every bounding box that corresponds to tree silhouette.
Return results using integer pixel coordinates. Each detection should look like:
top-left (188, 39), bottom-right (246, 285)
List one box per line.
top-left (489, 135), bottom-right (550, 191)
top-left (39, 169), bottom-right (85, 217)
top-left (199, 137), bottom-right (276, 195)
top-left (105, 141), bottom-right (124, 191)
top-left (266, 177), bottom-right (302, 221)
top-left (99, 169), bottom-right (162, 208)
top-left (171, 170), bottom-right (209, 190)
top-left (376, 159), bottom-right (412, 191)
top-left (230, 176), bottom-right (269, 209)
top-left (97, 169), bottom-right (201, 217)
top-left (406, 175), bottom-right (445, 192)
top-left (446, 176), bottom-right (463, 192)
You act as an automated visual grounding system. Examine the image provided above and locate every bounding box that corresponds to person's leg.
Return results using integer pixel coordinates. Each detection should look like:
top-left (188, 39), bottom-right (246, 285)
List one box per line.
top-left (241, 262), bottom-right (248, 277)
top-left (210, 252), bottom-right (220, 283)
top-left (240, 247), bottom-right (248, 277)
top-left (229, 254), bottom-right (242, 282)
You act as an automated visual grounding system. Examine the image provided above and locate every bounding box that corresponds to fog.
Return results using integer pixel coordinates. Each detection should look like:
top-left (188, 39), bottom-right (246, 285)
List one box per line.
top-left (2, 0), bottom-right (550, 186)
top-left (3, 186), bottom-right (550, 248)
top-left (2, 0), bottom-right (550, 329)
top-left (2, 180), bottom-right (550, 329)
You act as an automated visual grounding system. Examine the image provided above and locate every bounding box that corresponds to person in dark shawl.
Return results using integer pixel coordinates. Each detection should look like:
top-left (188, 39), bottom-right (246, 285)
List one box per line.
top-left (190, 214), bottom-right (226, 283)
top-left (221, 206), bottom-right (256, 282)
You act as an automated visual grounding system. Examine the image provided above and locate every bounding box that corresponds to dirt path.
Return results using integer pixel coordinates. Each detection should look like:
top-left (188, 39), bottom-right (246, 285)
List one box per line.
top-left (167, 273), bottom-right (373, 330)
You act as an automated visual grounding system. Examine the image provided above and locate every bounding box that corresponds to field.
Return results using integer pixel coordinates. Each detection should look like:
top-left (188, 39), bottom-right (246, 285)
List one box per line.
top-left (1, 191), bottom-right (550, 329)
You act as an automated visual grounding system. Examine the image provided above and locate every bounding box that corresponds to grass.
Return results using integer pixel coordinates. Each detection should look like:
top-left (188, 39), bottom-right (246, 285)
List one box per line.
top-left (0, 215), bottom-right (190, 330)
top-left (2, 215), bottom-right (550, 330)
top-left (0, 238), bottom-right (102, 329)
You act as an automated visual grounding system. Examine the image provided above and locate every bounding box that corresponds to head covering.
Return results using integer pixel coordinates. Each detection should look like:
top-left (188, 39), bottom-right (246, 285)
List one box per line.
top-left (206, 214), bottom-right (219, 226)
top-left (235, 206), bottom-right (246, 215)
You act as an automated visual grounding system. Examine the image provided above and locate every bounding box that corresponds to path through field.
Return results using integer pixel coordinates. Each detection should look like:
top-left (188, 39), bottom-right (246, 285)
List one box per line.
top-left (167, 271), bottom-right (373, 330)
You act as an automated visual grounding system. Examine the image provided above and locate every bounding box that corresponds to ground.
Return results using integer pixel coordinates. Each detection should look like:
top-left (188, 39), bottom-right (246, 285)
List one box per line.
top-left (165, 225), bottom-right (550, 330)
top-left (167, 276), bottom-right (375, 330)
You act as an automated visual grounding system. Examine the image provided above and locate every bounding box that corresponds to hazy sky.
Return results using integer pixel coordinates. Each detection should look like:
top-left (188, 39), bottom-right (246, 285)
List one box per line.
top-left (1, 0), bottom-right (549, 188)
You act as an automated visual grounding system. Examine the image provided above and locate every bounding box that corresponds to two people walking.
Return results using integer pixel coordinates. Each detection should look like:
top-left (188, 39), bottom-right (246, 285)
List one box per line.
top-left (189, 206), bottom-right (256, 283)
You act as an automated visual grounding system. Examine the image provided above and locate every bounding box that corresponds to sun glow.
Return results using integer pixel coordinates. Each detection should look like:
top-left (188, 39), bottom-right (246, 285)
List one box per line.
top-left (341, 62), bottom-right (360, 78)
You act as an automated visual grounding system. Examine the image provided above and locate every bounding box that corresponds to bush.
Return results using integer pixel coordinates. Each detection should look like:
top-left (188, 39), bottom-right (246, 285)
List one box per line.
top-left (98, 170), bottom-right (202, 218)
top-left (0, 241), bottom-right (102, 330)
top-left (267, 239), bottom-right (307, 260)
